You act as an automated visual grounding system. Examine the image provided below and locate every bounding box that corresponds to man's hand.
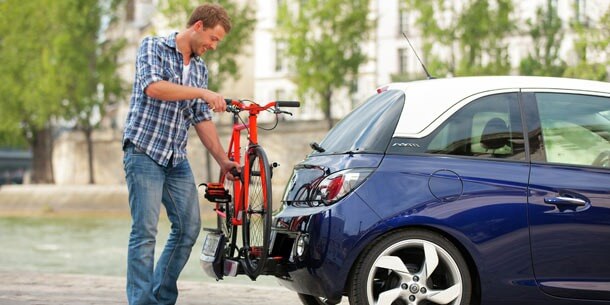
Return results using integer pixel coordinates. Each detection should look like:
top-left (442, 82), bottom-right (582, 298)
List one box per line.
top-left (220, 159), bottom-right (241, 180)
top-left (202, 89), bottom-right (226, 113)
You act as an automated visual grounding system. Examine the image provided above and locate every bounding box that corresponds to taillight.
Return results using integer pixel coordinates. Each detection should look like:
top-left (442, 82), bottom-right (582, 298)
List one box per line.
top-left (316, 168), bottom-right (374, 205)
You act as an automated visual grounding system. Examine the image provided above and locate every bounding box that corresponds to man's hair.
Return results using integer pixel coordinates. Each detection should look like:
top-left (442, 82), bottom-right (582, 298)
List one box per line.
top-left (187, 3), bottom-right (232, 33)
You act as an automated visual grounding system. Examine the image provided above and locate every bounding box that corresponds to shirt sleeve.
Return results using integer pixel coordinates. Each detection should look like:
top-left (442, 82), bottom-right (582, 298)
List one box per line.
top-left (191, 99), bottom-right (213, 125)
top-left (135, 37), bottom-right (165, 92)
top-left (190, 62), bottom-right (212, 125)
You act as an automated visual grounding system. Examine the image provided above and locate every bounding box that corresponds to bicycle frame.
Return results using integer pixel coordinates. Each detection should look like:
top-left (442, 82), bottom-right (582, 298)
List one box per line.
top-left (219, 100), bottom-right (277, 226)
top-left (202, 98), bottom-right (300, 280)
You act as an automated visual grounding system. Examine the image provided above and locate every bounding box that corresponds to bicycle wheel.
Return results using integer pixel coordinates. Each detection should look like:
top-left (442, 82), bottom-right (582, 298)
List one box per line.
top-left (218, 172), bottom-right (239, 258)
top-left (241, 145), bottom-right (272, 278)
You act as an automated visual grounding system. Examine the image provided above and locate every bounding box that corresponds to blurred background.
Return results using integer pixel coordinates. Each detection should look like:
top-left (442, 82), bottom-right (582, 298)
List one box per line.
top-left (0, 0), bottom-right (608, 283)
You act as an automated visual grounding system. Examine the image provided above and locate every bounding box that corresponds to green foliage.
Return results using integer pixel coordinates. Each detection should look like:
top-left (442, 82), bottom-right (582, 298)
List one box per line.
top-left (0, 0), bottom-right (126, 182)
top-left (598, 7), bottom-right (610, 52)
top-left (390, 73), bottom-right (427, 83)
top-left (277, 0), bottom-right (373, 128)
top-left (0, 0), bottom-right (63, 145)
top-left (456, 0), bottom-right (514, 75)
top-left (563, 63), bottom-right (607, 81)
top-left (407, 0), bottom-right (606, 81)
top-left (406, 0), bottom-right (514, 77)
top-left (159, 0), bottom-right (256, 92)
top-left (519, 0), bottom-right (567, 77)
top-left (406, 0), bottom-right (460, 77)
top-left (0, 127), bottom-right (28, 148)
top-left (0, 0), bottom-right (126, 141)
top-left (564, 2), bottom-right (609, 81)
top-left (54, 0), bottom-right (127, 132)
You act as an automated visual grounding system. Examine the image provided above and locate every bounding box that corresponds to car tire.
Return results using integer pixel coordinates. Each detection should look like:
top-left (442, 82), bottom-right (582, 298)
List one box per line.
top-left (297, 293), bottom-right (341, 305)
top-left (348, 229), bottom-right (471, 305)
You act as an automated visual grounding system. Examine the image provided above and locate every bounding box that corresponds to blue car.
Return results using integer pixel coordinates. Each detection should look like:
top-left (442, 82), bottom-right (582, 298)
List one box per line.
top-left (270, 76), bottom-right (610, 305)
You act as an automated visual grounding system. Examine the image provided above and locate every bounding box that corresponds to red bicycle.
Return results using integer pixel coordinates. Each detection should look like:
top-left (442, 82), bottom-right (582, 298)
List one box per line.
top-left (200, 98), bottom-right (300, 280)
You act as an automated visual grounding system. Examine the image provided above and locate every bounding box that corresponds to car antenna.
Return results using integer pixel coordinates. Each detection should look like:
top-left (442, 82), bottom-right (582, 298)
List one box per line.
top-left (402, 32), bottom-right (434, 79)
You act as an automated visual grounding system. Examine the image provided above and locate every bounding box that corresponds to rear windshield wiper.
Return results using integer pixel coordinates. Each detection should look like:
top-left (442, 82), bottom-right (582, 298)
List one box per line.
top-left (310, 142), bottom-right (326, 153)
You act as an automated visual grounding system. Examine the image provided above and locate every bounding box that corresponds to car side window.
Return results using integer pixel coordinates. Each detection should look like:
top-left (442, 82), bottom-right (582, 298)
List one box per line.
top-left (426, 93), bottom-right (525, 160)
top-left (536, 93), bottom-right (610, 168)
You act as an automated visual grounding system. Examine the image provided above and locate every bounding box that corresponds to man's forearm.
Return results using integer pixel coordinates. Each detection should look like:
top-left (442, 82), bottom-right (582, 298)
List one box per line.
top-left (145, 80), bottom-right (206, 101)
top-left (194, 120), bottom-right (229, 164)
top-left (144, 81), bottom-right (226, 111)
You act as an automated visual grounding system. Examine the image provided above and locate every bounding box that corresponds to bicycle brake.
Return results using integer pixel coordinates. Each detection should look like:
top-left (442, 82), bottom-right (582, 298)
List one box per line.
top-left (273, 108), bottom-right (293, 116)
top-left (203, 183), bottom-right (232, 203)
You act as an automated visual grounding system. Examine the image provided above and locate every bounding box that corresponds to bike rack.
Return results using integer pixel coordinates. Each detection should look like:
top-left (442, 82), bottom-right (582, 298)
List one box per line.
top-left (200, 227), bottom-right (292, 281)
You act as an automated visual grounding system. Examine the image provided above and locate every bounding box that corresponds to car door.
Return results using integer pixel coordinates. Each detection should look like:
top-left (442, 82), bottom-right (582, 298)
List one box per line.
top-left (524, 91), bottom-right (610, 301)
top-left (383, 92), bottom-right (535, 303)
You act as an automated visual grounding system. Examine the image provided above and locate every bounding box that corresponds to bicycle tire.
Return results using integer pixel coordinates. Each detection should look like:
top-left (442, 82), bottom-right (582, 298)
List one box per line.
top-left (218, 172), bottom-right (238, 258)
top-left (241, 145), bottom-right (272, 278)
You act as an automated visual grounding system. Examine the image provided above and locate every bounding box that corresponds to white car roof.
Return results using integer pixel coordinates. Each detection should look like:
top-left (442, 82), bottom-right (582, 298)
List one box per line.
top-left (382, 76), bottom-right (610, 138)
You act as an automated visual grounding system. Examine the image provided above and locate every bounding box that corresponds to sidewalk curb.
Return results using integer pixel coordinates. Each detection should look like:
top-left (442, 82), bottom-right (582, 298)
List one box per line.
top-left (0, 185), bottom-right (129, 214)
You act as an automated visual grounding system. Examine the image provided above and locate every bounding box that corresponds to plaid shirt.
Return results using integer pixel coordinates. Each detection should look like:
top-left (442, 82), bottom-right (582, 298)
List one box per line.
top-left (123, 32), bottom-right (212, 167)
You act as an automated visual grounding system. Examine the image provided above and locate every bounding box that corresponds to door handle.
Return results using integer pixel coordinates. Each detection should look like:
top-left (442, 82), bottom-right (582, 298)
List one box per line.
top-left (544, 196), bottom-right (587, 206)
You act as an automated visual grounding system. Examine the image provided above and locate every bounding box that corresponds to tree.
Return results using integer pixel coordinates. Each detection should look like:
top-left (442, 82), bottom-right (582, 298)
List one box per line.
top-left (0, 0), bottom-right (64, 183)
top-left (456, 0), bottom-right (515, 76)
top-left (598, 6), bottom-right (610, 56)
top-left (159, 0), bottom-right (256, 92)
top-left (0, 0), bottom-right (126, 184)
top-left (54, 0), bottom-right (127, 184)
top-left (404, 0), bottom-right (514, 77)
top-left (563, 2), bottom-right (608, 81)
top-left (519, 0), bottom-right (567, 77)
top-left (404, 0), bottom-right (461, 79)
top-left (597, 5), bottom-right (610, 57)
top-left (277, 0), bottom-right (373, 129)
top-left (599, 6), bottom-right (610, 76)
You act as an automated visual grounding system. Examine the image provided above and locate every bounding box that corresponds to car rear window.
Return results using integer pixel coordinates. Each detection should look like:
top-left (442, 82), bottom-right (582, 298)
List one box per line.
top-left (316, 90), bottom-right (405, 154)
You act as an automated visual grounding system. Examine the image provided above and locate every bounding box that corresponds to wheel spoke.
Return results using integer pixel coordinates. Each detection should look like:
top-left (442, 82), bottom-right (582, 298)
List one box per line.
top-left (426, 283), bottom-right (462, 304)
top-left (374, 256), bottom-right (412, 274)
top-left (362, 235), bottom-right (469, 305)
top-left (246, 157), bottom-right (265, 247)
top-left (242, 148), bottom-right (272, 277)
top-left (423, 242), bottom-right (439, 279)
top-left (376, 287), bottom-right (402, 305)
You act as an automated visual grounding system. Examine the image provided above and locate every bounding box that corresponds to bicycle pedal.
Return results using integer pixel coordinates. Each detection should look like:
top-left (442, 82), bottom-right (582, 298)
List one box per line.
top-left (249, 246), bottom-right (264, 257)
top-left (204, 183), bottom-right (232, 203)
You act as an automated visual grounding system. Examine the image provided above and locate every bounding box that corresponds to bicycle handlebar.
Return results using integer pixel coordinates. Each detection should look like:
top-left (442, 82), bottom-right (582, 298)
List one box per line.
top-left (224, 99), bottom-right (301, 110)
top-left (276, 101), bottom-right (300, 108)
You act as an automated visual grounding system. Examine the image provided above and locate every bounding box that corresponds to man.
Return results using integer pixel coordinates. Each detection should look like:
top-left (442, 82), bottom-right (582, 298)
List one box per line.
top-left (122, 4), bottom-right (237, 305)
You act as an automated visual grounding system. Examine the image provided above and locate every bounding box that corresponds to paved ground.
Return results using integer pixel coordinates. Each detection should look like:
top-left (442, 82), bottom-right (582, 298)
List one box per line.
top-left (0, 271), bottom-right (305, 305)
top-left (0, 186), bottom-right (351, 305)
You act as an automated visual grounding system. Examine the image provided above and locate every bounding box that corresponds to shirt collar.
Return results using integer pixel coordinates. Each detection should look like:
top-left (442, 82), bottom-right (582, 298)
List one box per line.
top-left (163, 32), bottom-right (202, 63)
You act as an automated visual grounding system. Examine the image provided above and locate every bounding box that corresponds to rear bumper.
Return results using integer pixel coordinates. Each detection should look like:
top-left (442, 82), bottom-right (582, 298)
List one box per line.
top-left (270, 193), bottom-right (384, 300)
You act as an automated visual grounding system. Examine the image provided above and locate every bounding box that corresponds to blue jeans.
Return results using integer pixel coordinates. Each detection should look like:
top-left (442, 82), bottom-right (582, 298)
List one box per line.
top-left (123, 144), bottom-right (201, 305)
